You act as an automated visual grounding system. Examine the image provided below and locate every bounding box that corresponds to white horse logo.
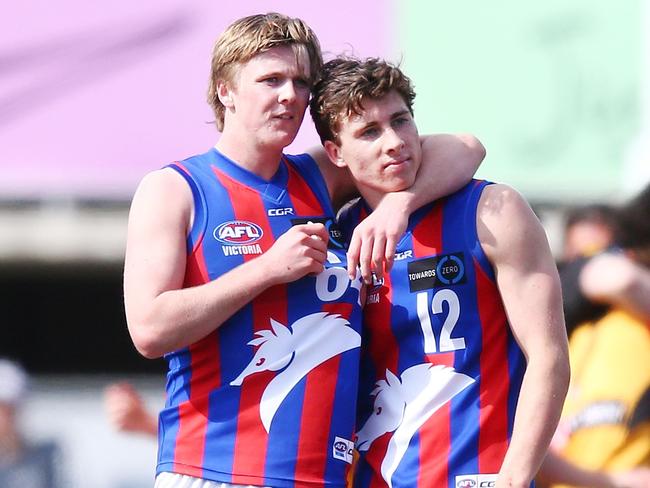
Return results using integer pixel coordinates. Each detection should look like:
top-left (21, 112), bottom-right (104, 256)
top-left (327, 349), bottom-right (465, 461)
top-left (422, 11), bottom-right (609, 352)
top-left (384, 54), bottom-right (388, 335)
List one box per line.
top-left (356, 363), bottom-right (474, 488)
top-left (230, 312), bottom-right (360, 432)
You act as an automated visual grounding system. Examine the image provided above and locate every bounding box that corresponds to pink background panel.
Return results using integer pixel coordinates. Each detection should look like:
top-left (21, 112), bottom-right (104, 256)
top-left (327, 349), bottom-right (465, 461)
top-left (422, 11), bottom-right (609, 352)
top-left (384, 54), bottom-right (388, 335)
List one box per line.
top-left (0, 1), bottom-right (392, 199)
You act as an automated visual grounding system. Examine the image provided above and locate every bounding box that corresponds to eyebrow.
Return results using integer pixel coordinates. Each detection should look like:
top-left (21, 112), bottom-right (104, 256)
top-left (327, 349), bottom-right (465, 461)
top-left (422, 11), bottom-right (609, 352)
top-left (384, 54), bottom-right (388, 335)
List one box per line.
top-left (352, 109), bottom-right (411, 135)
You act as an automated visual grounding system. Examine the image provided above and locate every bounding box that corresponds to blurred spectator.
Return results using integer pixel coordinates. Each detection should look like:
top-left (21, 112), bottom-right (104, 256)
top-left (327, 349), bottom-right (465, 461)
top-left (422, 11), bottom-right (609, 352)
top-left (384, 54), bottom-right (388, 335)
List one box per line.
top-left (539, 185), bottom-right (650, 487)
top-left (0, 358), bottom-right (61, 488)
top-left (103, 382), bottom-right (157, 437)
top-left (561, 204), bottom-right (616, 262)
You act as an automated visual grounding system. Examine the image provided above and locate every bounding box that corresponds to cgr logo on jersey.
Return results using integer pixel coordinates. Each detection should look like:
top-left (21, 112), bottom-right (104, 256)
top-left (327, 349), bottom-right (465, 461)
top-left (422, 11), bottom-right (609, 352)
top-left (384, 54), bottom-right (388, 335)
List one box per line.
top-left (268, 207), bottom-right (294, 217)
top-left (214, 220), bottom-right (263, 256)
top-left (394, 249), bottom-right (413, 261)
top-left (407, 252), bottom-right (466, 292)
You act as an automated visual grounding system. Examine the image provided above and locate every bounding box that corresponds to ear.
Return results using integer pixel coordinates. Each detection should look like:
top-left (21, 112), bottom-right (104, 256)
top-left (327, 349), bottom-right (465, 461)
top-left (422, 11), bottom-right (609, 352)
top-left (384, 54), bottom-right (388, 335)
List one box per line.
top-left (216, 80), bottom-right (235, 109)
top-left (324, 140), bottom-right (346, 169)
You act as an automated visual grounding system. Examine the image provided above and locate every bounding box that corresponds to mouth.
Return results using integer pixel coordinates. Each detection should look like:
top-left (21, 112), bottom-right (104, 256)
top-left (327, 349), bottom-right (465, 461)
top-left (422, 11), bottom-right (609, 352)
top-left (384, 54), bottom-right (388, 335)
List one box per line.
top-left (273, 113), bottom-right (294, 120)
top-left (384, 157), bottom-right (410, 169)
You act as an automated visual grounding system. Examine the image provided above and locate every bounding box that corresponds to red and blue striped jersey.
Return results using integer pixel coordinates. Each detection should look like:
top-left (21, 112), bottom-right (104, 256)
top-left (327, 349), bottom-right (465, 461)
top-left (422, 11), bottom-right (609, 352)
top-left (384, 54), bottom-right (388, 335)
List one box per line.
top-left (157, 148), bottom-right (363, 488)
top-left (338, 180), bottom-right (529, 488)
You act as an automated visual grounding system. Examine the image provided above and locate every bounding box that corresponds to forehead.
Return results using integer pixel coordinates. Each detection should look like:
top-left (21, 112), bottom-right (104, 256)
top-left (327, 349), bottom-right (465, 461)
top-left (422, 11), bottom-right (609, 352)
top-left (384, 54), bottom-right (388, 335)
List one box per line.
top-left (237, 45), bottom-right (311, 79)
top-left (342, 91), bottom-right (409, 128)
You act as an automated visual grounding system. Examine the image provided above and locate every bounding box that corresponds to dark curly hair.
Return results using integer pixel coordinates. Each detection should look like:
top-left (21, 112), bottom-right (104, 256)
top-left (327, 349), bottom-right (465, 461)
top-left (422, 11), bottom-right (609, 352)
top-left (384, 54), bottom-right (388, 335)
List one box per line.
top-left (310, 56), bottom-right (416, 144)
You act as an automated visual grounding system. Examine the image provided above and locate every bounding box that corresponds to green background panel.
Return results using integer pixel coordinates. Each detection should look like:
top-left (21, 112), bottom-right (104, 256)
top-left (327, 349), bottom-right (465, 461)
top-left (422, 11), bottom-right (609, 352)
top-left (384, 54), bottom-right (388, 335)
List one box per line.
top-left (398, 1), bottom-right (641, 202)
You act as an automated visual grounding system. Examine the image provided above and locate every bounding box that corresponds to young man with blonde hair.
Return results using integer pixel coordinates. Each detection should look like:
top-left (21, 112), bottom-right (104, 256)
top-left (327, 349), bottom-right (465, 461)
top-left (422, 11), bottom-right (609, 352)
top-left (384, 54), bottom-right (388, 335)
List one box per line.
top-left (311, 57), bottom-right (570, 488)
top-left (124, 13), bottom-right (484, 488)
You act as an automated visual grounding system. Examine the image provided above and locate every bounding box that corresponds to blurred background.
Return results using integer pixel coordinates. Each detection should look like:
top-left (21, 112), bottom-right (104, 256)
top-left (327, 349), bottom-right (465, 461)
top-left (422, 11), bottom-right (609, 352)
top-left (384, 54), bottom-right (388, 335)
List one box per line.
top-left (1, 1), bottom-right (648, 486)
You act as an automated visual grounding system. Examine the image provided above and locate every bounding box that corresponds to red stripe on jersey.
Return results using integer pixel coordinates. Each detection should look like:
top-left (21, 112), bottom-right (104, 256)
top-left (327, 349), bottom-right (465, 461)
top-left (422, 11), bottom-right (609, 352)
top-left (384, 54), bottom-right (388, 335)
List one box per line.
top-left (173, 191), bottom-right (215, 474)
top-left (411, 203), bottom-right (443, 256)
top-left (365, 273), bottom-right (398, 384)
top-left (367, 433), bottom-right (392, 488)
top-left (292, 303), bottom-right (353, 485)
top-left (285, 158), bottom-right (325, 215)
top-left (475, 259), bottom-right (509, 472)
top-left (212, 167), bottom-right (286, 483)
top-left (411, 201), bottom-right (452, 487)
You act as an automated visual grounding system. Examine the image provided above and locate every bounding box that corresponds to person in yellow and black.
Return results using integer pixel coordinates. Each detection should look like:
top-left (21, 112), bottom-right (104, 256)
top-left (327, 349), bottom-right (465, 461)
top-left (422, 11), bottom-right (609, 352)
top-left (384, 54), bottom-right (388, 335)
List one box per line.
top-left (538, 184), bottom-right (650, 488)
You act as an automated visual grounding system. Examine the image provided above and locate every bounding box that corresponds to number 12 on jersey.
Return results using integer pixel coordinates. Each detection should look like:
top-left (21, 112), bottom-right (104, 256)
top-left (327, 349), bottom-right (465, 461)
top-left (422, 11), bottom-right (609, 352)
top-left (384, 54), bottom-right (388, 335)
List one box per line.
top-left (416, 289), bottom-right (466, 354)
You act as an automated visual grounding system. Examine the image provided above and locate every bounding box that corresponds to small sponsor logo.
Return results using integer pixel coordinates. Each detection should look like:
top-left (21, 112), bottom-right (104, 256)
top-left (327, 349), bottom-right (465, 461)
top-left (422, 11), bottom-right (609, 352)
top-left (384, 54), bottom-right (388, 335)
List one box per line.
top-left (394, 249), bottom-right (413, 261)
top-left (268, 207), bottom-right (294, 217)
top-left (407, 252), bottom-right (466, 292)
top-left (456, 477), bottom-right (476, 488)
top-left (332, 436), bottom-right (354, 464)
top-left (214, 221), bottom-right (263, 245)
top-left (291, 217), bottom-right (344, 250)
top-left (455, 474), bottom-right (497, 488)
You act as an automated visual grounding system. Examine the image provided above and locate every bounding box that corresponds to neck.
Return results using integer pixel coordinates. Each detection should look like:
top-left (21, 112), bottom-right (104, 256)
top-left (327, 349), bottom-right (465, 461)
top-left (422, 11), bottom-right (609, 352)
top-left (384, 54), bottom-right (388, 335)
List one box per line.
top-left (216, 130), bottom-right (285, 181)
top-left (359, 187), bottom-right (385, 211)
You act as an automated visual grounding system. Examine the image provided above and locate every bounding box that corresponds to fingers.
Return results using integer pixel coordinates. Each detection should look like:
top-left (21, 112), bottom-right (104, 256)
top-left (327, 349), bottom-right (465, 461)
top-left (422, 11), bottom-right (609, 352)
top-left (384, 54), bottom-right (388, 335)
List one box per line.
top-left (347, 231), bottom-right (360, 280)
top-left (384, 234), bottom-right (397, 273)
top-left (371, 234), bottom-right (387, 282)
top-left (299, 222), bottom-right (329, 242)
top-left (358, 234), bottom-right (374, 285)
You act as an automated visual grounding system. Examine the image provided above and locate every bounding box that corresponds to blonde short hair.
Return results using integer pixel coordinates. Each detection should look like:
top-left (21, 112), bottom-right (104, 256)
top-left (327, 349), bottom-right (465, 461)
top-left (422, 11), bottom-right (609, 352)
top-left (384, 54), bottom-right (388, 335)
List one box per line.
top-left (207, 13), bottom-right (322, 131)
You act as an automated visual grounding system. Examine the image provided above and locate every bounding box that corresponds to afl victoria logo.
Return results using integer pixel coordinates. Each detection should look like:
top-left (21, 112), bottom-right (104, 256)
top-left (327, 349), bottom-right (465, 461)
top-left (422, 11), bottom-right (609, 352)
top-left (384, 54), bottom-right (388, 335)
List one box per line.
top-left (214, 220), bottom-right (263, 244)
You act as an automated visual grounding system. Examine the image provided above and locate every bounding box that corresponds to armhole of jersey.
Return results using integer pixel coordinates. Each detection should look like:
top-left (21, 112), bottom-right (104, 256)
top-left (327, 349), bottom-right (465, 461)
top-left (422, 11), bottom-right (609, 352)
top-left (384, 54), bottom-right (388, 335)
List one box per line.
top-left (166, 163), bottom-right (207, 255)
top-left (465, 179), bottom-right (497, 281)
top-left (285, 153), bottom-right (336, 216)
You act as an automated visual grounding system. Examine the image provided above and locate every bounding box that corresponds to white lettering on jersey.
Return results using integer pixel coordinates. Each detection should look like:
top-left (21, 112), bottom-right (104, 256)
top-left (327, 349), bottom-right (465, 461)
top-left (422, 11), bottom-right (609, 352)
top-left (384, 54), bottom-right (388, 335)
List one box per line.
top-left (356, 364), bottom-right (474, 488)
top-left (268, 208), bottom-right (294, 216)
top-left (221, 244), bottom-right (263, 256)
top-left (230, 312), bottom-right (361, 432)
top-left (416, 289), bottom-right (465, 354)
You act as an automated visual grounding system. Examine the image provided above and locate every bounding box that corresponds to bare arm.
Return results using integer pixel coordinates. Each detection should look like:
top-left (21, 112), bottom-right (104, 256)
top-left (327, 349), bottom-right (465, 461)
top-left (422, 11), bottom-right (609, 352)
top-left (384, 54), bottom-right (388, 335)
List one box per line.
top-left (124, 169), bottom-right (329, 358)
top-left (310, 133), bottom-right (485, 282)
top-left (580, 252), bottom-right (650, 320)
top-left (478, 184), bottom-right (570, 488)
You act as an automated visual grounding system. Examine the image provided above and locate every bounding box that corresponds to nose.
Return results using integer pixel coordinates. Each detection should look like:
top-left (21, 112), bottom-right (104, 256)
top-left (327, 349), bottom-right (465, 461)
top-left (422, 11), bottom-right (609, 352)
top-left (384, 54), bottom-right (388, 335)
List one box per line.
top-left (278, 80), bottom-right (297, 104)
top-left (384, 128), bottom-right (405, 155)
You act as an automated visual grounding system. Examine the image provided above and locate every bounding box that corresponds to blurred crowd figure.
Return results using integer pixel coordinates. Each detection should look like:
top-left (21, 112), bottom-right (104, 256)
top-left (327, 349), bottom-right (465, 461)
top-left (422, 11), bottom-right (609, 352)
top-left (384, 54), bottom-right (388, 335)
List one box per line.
top-left (0, 358), bottom-right (61, 488)
top-left (103, 382), bottom-right (157, 437)
top-left (561, 204), bottom-right (617, 263)
top-left (538, 185), bottom-right (650, 487)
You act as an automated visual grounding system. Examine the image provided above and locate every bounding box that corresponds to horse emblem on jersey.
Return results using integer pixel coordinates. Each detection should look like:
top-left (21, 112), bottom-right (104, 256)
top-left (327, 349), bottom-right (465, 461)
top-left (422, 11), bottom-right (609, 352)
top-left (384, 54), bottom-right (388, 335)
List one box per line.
top-left (356, 364), bottom-right (474, 488)
top-left (230, 312), bottom-right (360, 432)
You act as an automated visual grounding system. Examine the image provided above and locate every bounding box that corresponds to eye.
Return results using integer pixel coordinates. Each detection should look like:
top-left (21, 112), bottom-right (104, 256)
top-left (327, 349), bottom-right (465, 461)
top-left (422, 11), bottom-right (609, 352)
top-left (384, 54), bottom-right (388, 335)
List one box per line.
top-left (375, 406), bottom-right (383, 415)
top-left (262, 77), bottom-right (279, 85)
top-left (360, 127), bottom-right (379, 139)
top-left (255, 357), bottom-right (266, 366)
top-left (392, 116), bottom-right (410, 127)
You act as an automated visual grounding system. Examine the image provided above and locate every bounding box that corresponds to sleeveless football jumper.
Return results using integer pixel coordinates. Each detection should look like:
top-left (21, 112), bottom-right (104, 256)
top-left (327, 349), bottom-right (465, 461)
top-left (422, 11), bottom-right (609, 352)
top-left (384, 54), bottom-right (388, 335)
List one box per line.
top-left (339, 180), bottom-right (529, 488)
top-left (157, 148), bottom-right (363, 488)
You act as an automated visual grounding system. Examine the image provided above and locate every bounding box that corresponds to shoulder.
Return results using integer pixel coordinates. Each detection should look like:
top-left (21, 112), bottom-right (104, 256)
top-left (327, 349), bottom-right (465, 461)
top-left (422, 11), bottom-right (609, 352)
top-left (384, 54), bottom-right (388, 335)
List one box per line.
top-left (129, 168), bottom-right (193, 231)
top-left (477, 184), bottom-right (547, 262)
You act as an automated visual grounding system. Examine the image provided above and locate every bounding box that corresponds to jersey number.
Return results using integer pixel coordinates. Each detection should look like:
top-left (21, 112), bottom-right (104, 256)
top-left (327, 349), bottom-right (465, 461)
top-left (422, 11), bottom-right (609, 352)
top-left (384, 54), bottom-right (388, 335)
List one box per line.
top-left (416, 289), bottom-right (466, 353)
